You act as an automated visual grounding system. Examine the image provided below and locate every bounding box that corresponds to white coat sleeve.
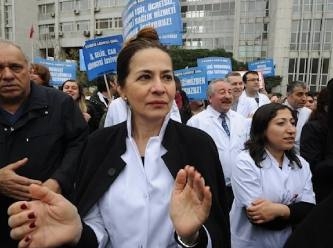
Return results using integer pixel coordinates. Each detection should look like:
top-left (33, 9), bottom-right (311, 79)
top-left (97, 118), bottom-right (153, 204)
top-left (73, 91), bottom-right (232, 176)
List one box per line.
top-left (83, 203), bottom-right (109, 247)
top-left (231, 153), bottom-right (262, 208)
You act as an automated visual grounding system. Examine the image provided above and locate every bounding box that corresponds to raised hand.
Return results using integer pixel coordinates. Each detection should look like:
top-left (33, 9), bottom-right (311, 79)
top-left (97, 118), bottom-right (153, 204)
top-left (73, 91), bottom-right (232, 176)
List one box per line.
top-left (0, 158), bottom-right (42, 200)
top-left (8, 184), bottom-right (82, 248)
top-left (170, 165), bottom-right (212, 242)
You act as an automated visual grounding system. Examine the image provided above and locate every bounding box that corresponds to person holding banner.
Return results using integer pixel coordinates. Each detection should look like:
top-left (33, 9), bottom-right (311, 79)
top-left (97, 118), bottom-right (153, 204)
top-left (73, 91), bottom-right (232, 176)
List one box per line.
top-left (8, 27), bottom-right (230, 248)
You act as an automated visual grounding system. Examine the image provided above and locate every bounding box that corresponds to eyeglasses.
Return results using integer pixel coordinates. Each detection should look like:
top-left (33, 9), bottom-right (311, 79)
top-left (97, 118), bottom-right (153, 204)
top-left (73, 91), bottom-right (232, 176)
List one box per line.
top-left (246, 78), bottom-right (260, 82)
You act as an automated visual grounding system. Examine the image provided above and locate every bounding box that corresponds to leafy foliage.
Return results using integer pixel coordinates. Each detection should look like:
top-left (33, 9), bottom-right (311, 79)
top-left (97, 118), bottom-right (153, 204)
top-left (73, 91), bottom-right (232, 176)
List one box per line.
top-left (169, 47), bottom-right (246, 70)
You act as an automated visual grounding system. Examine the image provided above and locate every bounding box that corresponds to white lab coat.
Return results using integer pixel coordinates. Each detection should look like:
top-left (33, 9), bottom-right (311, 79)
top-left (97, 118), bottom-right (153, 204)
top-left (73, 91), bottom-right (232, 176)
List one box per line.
top-left (237, 91), bottom-right (270, 118)
top-left (230, 150), bottom-right (315, 248)
top-left (187, 105), bottom-right (250, 186)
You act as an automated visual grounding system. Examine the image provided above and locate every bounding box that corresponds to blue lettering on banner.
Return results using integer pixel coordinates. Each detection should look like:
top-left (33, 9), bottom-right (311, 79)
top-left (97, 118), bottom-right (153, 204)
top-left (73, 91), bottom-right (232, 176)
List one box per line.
top-left (82, 35), bottom-right (123, 81)
top-left (197, 57), bottom-right (232, 81)
top-left (174, 67), bottom-right (207, 100)
top-left (122, 0), bottom-right (182, 45)
top-left (248, 58), bottom-right (275, 77)
top-left (33, 57), bottom-right (77, 86)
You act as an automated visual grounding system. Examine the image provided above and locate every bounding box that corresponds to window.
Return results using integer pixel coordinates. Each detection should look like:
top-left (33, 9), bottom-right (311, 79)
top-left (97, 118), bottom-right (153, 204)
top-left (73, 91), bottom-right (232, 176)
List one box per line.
top-left (115, 17), bottom-right (122, 28)
top-left (76, 21), bottom-right (89, 31)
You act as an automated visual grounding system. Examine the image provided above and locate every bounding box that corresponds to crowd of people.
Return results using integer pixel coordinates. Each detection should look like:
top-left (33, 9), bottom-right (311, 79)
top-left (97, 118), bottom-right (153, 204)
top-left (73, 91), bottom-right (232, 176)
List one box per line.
top-left (1, 27), bottom-right (333, 248)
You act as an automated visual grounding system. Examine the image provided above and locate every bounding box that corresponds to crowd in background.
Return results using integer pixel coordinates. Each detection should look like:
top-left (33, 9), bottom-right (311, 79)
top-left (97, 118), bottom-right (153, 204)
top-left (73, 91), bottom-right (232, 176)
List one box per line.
top-left (1, 27), bottom-right (333, 248)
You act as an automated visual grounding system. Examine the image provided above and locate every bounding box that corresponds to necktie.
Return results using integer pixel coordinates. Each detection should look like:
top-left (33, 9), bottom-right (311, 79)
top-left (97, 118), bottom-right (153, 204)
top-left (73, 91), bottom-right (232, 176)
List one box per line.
top-left (255, 97), bottom-right (259, 106)
top-left (220, 113), bottom-right (230, 137)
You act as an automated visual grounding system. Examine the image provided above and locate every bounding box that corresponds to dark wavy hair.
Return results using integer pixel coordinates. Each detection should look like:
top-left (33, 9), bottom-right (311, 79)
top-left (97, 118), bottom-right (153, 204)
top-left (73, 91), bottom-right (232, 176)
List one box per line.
top-left (309, 87), bottom-right (328, 125)
top-left (116, 27), bottom-right (170, 88)
top-left (245, 103), bottom-right (302, 168)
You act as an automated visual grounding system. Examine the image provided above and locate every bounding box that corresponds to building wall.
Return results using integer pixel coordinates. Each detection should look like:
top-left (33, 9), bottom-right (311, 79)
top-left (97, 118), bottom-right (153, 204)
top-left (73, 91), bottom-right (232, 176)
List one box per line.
top-left (0, 0), bottom-right (37, 60)
top-left (1, 0), bottom-right (333, 92)
top-left (269, 0), bottom-right (292, 93)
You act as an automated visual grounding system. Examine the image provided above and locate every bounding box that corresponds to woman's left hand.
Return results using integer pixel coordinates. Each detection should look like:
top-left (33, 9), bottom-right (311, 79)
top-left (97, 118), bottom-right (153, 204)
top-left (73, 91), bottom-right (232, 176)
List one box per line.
top-left (246, 199), bottom-right (290, 224)
top-left (170, 165), bottom-right (212, 242)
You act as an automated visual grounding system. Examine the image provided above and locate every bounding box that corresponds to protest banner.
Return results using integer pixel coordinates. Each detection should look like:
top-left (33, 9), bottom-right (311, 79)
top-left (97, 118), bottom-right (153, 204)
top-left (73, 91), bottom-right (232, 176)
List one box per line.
top-left (197, 57), bottom-right (232, 81)
top-left (122, 0), bottom-right (182, 45)
top-left (33, 57), bottom-right (77, 86)
top-left (174, 67), bottom-right (207, 100)
top-left (82, 35), bottom-right (123, 80)
top-left (248, 58), bottom-right (275, 77)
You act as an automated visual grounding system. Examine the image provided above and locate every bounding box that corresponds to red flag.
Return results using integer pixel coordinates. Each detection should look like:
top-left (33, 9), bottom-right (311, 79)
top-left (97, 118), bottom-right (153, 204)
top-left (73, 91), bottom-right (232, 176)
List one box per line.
top-left (29, 25), bottom-right (34, 39)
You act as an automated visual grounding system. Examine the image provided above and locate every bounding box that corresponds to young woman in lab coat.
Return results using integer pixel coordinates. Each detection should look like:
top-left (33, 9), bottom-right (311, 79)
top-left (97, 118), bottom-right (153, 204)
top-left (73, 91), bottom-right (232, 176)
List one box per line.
top-left (230, 103), bottom-right (315, 248)
top-left (7, 27), bottom-right (230, 248)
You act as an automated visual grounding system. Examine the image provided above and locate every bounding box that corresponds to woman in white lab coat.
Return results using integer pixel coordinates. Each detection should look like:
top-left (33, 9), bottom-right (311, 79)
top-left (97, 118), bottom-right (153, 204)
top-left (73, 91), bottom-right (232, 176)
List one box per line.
top-left (230, 103), bottom-right (315, 248)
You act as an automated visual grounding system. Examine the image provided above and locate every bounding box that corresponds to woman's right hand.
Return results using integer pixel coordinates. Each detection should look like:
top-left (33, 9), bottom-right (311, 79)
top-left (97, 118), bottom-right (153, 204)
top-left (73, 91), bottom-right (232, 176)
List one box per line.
top-left (8, 184), bottom-right (82, 248)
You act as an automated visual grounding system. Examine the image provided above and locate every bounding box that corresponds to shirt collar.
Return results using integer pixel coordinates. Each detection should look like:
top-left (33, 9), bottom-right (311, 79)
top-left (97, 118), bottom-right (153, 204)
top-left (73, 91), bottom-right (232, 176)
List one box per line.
top-left (207, 105), bottom-right (231, 119)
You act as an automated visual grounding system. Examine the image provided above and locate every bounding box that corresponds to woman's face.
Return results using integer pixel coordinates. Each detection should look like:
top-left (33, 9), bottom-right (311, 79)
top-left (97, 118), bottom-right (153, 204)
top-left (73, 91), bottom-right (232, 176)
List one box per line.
top-left (120, 48), bottom-right (175, 123)
top-left (62, 81), bottom-right (79, 100)
top-left (265, 108), bottom-right (296, 154)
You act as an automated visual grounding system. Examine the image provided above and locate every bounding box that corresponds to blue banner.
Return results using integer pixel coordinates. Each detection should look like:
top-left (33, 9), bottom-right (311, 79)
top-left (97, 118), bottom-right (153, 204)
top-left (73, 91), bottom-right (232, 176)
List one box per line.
top-left (33, 57), bottom-right (77, 86)
top-left (122, 0), bottom-right (182, 45)
top-left (248, 58), bottom-right (275, 77)
top-left (174, 67), bottom-right (207, 100)
top-left (82, 35), bottom-right (123, 81)
top-left (197, 57), bottom-right (232, 81)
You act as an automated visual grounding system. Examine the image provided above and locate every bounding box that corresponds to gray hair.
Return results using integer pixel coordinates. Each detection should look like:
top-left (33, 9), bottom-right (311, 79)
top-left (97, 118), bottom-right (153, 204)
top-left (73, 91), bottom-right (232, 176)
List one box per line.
top-left (286, 81), bottom-right (307, 95)
top-left (207, 78), bottom-right (227, 97)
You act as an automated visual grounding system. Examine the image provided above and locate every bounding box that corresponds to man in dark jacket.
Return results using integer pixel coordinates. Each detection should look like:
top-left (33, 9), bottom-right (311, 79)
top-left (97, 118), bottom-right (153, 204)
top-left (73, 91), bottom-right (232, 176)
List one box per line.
top-left (89, 74), bottom-right (118, 127)
top-left (0, 40), bottom-right (88, 246)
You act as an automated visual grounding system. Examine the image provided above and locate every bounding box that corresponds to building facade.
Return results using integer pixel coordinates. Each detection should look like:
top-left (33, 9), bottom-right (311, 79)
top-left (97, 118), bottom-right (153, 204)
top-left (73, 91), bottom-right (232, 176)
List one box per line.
top-left (1, 0), bottom-right (333, 92)
top-left (181, 0), bottom-right (333, 92)
top-left (0, 0), bottom-right (37, 60)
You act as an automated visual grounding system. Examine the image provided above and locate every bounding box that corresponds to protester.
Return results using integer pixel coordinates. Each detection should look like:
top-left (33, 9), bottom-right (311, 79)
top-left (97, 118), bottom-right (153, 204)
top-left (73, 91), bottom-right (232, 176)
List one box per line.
top-left (230, 103), bottom-right (315, 248)
top-left (300, 87), bottom-right (328, 173)
top-left (187, 79), bottom-right (249, 210)
top-left (8, 27), bottom-right (231, 248)
top-left (226, 71), bottom-right (244, 111)
top-left (175, 75), bottom-right (192, 123)
top-left (60, 79), bottom-right (98, 132)
top-left (305, 92), bottom-right (316, 110)
top-left (302, 81), bottom-right (333, 203)
top-left (29, 63), bottom-right (52, 87)
top-left (0, 40), bottom-right (88, 247)
top-left (284, 81), bottom-right (333, 247)
top-left (284, 81), bottom-right (311, 153)
top-left (236, 71), bottom-right (270, 118)
top-left (89, 74), bottom-right (118, 127)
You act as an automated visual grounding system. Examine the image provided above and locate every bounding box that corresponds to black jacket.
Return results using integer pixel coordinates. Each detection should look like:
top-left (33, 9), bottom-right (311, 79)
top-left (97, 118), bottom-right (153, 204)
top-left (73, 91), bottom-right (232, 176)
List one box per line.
top-left (284, 190), bottom-right (333, 248)
top-left (0, 83), bottom-right (88, 246)
top-left (74, 120), bottom-right (231, 248)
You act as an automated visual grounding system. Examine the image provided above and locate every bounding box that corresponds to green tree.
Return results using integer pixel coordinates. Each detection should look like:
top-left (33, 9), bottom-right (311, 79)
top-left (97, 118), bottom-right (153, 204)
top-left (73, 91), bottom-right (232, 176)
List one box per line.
top-left (168, 47), bottom-right (246, 70)
top-left (60, 47), bottom-right (88, 87)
